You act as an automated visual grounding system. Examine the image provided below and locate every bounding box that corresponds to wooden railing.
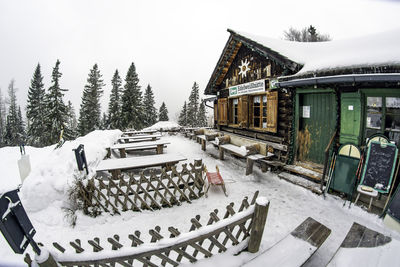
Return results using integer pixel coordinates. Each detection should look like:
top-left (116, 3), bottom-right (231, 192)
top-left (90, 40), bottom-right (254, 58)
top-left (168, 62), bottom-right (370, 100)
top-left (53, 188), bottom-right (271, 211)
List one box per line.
top-left (45, 191), bottom-right (268, 267)
top-left (77, 162), bottom-right (204, 215)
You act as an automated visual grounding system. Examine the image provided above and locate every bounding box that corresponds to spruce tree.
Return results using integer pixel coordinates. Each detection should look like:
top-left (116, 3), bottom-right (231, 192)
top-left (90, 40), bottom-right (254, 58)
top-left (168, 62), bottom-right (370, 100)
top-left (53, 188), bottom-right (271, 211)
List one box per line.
top-left (100, 112), bottom-right (108, 130)
top-left (26, 63), bottom-right (47, 146)
top-left (187, 82), bottom-right (200, 127)
top-left (158, 102), bottom-right (169, 121)
top-left (198, 101), bottom-right (207, 127)
top-left (3, 80), bottom-right (24, 146)
top-left (44, 60), bottom-right (69, 145)
top-left (66, 101), bottom-right (78, 139)
top-left (121, 62), bottom-right (143, 130)
top-left (0, 88), bottom-right (6, 147)
top-left (108, 69), bottom-right (123, 130)
top-left (178, 101), bottom-right (188, 126)
top-left (143, 84), bottom-right (157, 127)
top-left (78, 63), bottom-right (105, 136)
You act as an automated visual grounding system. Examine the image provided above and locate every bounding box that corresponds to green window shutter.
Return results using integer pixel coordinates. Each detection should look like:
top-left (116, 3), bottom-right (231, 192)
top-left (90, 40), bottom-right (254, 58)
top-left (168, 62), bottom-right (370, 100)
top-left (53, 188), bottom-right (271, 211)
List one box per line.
top-left (340, 92), bottom-right (362, 145)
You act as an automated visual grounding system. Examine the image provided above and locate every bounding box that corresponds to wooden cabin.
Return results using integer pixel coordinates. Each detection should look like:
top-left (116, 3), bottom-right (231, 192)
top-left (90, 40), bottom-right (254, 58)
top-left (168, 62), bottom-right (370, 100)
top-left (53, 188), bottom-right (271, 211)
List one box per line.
top-left (204, 29), bottom-right (301, 164)
top-left (205, 29), bottom-right (400, 180)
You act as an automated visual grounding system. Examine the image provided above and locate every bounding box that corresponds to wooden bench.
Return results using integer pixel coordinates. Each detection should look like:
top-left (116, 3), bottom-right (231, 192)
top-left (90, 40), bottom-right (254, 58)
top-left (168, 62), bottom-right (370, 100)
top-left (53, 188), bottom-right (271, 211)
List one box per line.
top-left (118, 134), bottom-right (162, 143)
top-left (217, 143), bottom-right (272, 176)
top-left (196, 133), bottom-right (220, 151)
top-left (327, 222), bottom-right (392, 266)
top-left (96, 153), bottom-right (187, 179)
top-left (244, 217), bottom-right (331, 267)
top-left (107, 140), bottom-right (170, 158)
top-left (122, 129), bottom-right (157, 136)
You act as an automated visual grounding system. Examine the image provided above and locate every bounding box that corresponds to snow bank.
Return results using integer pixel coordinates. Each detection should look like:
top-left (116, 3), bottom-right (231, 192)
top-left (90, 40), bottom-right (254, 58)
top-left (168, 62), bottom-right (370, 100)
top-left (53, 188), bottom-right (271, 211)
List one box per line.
top-left (143, 121), bottom-right (181, 131)
top-left (19, 130), bottom-right (121, 212)
top-left (232, 28), bottom-right (400, 76)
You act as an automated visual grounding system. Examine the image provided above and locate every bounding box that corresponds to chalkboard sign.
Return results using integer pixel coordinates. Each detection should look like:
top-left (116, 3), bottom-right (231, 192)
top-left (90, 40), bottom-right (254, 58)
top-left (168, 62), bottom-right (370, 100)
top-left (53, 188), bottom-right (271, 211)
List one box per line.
top-left (387, 185), bottom-right (400, 222)
top-left (360, 141), bottom-right (398, 193)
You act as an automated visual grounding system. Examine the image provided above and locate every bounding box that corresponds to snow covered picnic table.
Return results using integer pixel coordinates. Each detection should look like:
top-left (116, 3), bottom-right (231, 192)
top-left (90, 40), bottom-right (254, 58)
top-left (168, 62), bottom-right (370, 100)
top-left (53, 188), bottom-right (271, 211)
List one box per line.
top-left (122, 129), bottom-right (158, 136)
top-left (96, 153), bottom-right (187, 179)
top-left (118, 134), bottom-right (162, 143)
top-left (108, 140), bottom-right (171, 157)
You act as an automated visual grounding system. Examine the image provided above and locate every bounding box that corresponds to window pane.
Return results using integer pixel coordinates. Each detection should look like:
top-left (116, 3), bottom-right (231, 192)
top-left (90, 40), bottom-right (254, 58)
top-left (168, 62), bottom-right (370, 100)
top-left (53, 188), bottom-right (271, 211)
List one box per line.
top-left (233, 98), bottom-right (238, 105)
top-left (366, 97), bottom-right (382, 130)
top-left (366, 114), bottom-right (381, 129)
top-left (263, 107), bottom-right (267, 117)
top-left (253, 96), bottom-right (261, 103)
top-left (254, 107), bottom-right (260, 116)
top-left (367, 97), bottom-right (382, 108)
top-left (254, 118), bottom-right (260, 127)
top-left (262, 95), bottom-right (267, 105)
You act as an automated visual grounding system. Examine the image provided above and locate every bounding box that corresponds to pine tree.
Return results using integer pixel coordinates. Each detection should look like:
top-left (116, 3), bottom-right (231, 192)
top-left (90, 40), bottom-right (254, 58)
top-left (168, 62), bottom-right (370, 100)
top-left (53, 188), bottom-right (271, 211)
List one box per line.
top-left (3, 80), bottom-right (24, 146)
top-left (26, 63), bottom-right (47, 146)
top-left (284, 25), bottom-right (331, 42)
top-left (44, 60), bottom-right (69, 145)
top-left (198, 100), bottom-right (207, 127)
top-left (178, 101), bottom-right (188, 126)
top-left (78, 63), bottom-right (105, 136)
top-left (66, 101), bottom-right (78, 139)
top-left (121, 62), bottom-right (143, 130)
top-left (158, 102), bottom-right (169, 121)
top-left (100, 112), bottom-right (108, 130)
top-left (143, 84), bottom-right (157, 127)
top-left (187, 82), bottom-right (200, 127)
top-left (0, 88), bottom-right (6, 147)
top-left (108, 69), bottom-right (123, 130)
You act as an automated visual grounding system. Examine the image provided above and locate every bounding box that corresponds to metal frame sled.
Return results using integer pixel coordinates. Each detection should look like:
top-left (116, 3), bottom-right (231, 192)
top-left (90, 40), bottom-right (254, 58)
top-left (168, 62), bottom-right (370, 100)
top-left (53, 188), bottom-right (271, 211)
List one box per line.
top-left (204, 166), bottom-right (228, 197)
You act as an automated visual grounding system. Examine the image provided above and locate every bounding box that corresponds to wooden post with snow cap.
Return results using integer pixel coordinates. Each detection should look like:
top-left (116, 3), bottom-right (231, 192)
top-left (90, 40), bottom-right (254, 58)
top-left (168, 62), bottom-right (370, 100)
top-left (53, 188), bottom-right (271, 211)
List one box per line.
top-left (35, 247), bottom-right (58, 267)
top-left (248, 197), bottom-right (270, 253)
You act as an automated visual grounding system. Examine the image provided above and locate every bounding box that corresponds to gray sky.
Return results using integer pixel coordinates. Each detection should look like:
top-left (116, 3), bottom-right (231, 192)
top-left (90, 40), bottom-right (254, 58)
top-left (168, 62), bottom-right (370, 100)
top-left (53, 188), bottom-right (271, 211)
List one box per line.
top-left (1, 0), bottom-right (400, 120)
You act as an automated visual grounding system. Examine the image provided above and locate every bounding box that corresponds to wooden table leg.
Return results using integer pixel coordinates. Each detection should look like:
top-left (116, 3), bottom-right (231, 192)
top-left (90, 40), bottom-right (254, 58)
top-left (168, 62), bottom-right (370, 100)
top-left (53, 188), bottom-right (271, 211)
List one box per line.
top-left (201, 139), bottom-right (206, 151)
top-left (246, 158), bottom-right (254, 175)
top-left (110, 170), bottom-right (121, 180)
top-left (219, 147), bottom-right (225, 160)
top-left (156, 144), bottom-right (163, 154)
top-left (119, 148), bottom-right (126, 158)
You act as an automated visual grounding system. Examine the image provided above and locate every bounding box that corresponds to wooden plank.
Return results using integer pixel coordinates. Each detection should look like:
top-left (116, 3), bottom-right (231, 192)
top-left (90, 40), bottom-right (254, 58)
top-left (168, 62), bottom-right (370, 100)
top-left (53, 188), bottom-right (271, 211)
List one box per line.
top-left (283, 165), bottom-right (323, 181)
top-left (340, 222), bottom-right (391, 248)
top-left (95, 154), bottom-right (187, 172)
top-left (110, 141), bottom-right (170, 150)
top-left (220, 144), bottom-right (248, 157)
top-left (244, 217), bottom-right (331, 266)
top-left (278, 172), bottom-right (323, 195)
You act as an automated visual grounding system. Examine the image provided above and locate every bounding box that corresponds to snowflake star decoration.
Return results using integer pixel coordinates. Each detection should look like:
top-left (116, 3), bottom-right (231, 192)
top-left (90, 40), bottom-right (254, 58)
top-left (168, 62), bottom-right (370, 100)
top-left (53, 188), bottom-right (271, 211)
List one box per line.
top-left (238, 59), bottom-right (251, 78)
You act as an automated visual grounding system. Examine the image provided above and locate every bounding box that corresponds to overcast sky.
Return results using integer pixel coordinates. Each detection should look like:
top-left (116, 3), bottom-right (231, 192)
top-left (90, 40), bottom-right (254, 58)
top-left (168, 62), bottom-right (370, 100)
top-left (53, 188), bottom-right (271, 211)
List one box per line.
top-left (1, 0), bottom-right (400, 120)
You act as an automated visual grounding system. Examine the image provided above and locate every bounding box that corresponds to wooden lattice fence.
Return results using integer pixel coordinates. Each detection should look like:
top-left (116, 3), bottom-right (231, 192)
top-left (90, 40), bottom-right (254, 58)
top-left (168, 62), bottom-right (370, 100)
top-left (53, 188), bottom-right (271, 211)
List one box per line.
top-left (38, 191), bottom-right (267, 267)
top-left (77, 163), bottom-right (205, 215)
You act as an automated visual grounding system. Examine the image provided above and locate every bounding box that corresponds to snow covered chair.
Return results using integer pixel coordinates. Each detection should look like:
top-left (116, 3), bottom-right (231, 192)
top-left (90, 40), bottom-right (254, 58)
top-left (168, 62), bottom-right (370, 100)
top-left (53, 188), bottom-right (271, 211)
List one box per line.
top-left (203, 165), bottom-right (228, 197)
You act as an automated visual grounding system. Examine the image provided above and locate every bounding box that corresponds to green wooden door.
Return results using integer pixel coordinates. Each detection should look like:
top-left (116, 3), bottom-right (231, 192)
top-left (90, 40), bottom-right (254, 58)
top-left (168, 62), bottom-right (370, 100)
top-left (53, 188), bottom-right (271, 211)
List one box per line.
top-left (340, 92), bottom-right (362, 145)
top-left (298, 92), bottom-right (337, 164)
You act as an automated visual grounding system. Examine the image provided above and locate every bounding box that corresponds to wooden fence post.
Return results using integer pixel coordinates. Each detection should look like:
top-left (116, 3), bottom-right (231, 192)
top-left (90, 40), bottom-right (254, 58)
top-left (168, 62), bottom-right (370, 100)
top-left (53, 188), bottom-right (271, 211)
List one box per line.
top-left (248, 198), bottom-right (269, 253)
top-left (35, 249), bottom-right (58, 267)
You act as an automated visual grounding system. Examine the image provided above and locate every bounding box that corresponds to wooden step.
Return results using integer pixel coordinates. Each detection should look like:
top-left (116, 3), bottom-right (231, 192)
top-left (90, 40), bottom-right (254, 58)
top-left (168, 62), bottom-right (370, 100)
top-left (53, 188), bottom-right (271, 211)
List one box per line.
top-left (278, 172), bottom-right (323, 195)
top-left (283, 164), bottom-right (323, 181)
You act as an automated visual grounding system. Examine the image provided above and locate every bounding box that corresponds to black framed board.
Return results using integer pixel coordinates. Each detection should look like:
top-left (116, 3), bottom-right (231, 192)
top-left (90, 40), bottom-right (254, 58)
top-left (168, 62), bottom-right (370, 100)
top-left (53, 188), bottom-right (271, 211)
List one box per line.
top-left (360, 141), bottom-right (398, 193)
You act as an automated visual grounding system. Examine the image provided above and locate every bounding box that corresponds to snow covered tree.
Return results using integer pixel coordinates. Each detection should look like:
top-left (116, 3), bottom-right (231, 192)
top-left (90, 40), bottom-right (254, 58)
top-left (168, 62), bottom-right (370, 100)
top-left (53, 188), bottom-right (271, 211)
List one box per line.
top-left (3, 80), bottom-right (24, 146)
top-left (26, 63), bottom-right (47, 146)
top-left (284, 25), bottom-right (331, 42)
top-left (198, 100), bottom-right (207, 127)
top-left (178, 101), bottom-right (188, 126)
top-left (158, 102), bottom-right (169, 121)
top-left (44, 60), bottom-right (69, 145)
top-left (66, 101), bottom-right (78, 139)
top-left (121, 62), bottom-right (143, 130)
top-left (0, 88), bottom-right (6, 147)
top-left (107, 69), bottom-right (123, 130)
top-left (143, 84), bottom-right (157, 127)
top-left (187, 82), bottom-right (200, 127)
top-left (78, 63), bottom-right (105, 136)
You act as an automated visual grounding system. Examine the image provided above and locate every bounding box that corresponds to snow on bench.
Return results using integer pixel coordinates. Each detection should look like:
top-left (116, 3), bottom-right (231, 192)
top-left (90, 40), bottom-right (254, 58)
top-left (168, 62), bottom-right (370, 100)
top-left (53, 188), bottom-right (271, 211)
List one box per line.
top-left (118, 134), bottom-right (162, 143)
top-left (108, 140), bottom-right (170, 157)
top-left (122, 129), bottom-right (157, 136)
top-left (96, 153), bottom-right (187, 179)
top-left (327, 222), bottom-right (393, 267)
top-left (244, 217), bottom-right (331, 267)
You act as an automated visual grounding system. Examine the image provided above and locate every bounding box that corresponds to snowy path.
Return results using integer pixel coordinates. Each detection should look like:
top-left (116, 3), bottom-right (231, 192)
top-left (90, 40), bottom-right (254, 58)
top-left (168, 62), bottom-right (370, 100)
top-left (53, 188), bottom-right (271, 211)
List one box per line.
top-left (1, 131), bottom-right (400, 266)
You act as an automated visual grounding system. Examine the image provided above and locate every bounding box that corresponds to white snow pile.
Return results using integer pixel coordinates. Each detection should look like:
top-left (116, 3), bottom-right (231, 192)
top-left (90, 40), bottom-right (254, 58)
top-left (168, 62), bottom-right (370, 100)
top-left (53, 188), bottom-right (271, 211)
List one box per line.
top-left (143, 121), bottom-right (181, 131)
top-left (19, 130), bottom-right (121, 212)
top-left (232, 28), bottom-right (400, 76)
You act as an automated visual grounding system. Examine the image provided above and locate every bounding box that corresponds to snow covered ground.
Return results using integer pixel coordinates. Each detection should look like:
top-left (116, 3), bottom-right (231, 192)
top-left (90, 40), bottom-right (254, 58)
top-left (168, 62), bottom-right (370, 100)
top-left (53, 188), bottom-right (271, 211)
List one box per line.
top-left (1, 125), bottom-right (400, 266)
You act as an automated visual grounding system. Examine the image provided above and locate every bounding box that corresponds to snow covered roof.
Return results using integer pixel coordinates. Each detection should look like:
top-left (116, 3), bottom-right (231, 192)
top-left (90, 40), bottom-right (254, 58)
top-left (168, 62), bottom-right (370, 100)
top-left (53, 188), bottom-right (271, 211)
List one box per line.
top-left (231, 28), bottom-right (400, 77)
top-left (204, 28), bottom-right (400, 94)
